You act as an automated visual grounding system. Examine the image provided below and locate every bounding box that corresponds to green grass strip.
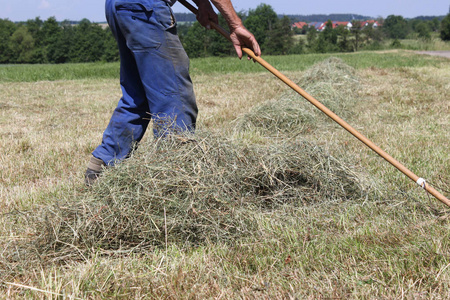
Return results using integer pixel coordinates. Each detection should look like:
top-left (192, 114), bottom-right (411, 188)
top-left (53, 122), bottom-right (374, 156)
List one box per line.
top-left (0, 51), bottom-right (446, 83)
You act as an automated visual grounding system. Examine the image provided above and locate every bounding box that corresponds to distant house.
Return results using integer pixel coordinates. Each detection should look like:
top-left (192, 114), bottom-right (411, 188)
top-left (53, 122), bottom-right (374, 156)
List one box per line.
top-left (291, 20), bottom-right (381, 32)
top-left (308, 22), bottom-right (324, 30)
top-left (318, 21), bottom-right (352, 31)
top-left (292, 21), bottom-right (308, 29)
top-left (318, 23), bottom-right (326, 31)
top-left (332, 21), bottom-right (352, 30)
top-left (363, 20), bottom-right (380, 28)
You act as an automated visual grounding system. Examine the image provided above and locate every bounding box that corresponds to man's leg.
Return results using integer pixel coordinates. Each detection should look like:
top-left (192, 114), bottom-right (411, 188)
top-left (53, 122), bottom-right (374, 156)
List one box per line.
top-left (123, 1), bottom-right (198, 137)
top-left (86, 0), bottom-right (152, 184)
top-left (86, 0), bottom-right (197, 184)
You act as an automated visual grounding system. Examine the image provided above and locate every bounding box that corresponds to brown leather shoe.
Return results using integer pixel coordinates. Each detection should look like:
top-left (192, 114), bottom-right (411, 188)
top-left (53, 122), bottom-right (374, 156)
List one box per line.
top-left (85, 156), bottom-right (106, 186)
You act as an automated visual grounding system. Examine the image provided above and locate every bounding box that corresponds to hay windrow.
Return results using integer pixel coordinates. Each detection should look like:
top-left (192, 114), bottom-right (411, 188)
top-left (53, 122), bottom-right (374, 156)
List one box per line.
top-left (2, 132), bottom-right (374, 274)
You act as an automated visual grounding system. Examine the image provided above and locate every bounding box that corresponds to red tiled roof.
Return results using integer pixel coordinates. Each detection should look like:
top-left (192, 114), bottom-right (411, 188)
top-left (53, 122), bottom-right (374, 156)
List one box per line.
top-left (292, 22), bottom-right (308, 28)
top-left (333, 21), bottom-right (350, 28)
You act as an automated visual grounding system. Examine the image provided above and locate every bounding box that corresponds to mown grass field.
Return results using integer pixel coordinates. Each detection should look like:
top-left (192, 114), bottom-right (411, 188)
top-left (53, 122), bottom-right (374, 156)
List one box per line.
top-left (0, 50), bottom-right (449, 298)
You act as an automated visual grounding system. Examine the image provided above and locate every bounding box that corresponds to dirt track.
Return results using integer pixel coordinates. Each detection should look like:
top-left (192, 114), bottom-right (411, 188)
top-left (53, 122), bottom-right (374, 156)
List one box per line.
top-left (416, 51), bottom-right (450, 59)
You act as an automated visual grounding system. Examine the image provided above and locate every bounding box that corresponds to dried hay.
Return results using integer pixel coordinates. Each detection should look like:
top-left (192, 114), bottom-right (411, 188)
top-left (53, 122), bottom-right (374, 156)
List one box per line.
top-left (298, 57), bottom-right (360, 118)
top-left (2, 132), bottom-right (374, 274)
top-left (1, 58), bottom-right (373, 276)
top-left (235, 57), bottom-right (360, 136)
top-left (234, 98), bottom-right (316, 137)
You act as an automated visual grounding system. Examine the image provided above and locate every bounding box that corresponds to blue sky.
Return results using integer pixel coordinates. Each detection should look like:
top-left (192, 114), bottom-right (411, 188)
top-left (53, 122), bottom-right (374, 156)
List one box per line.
top-left (1, 0), bottom-right (449, 22)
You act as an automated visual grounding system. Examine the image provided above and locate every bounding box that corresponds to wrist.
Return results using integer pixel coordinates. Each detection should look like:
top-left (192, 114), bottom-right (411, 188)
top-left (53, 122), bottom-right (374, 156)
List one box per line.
top-left (228, 20), bottom-right (243, 31)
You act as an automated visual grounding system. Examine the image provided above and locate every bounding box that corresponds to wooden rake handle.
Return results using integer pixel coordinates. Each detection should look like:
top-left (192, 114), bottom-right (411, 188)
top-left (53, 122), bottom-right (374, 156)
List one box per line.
top-left (178, 0), bottom-right (450, 207)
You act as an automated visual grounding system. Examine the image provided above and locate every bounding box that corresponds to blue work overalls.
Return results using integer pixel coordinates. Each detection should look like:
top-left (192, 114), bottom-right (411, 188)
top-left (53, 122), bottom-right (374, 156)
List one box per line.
top-left (93, 0), bottom-right (197, 166)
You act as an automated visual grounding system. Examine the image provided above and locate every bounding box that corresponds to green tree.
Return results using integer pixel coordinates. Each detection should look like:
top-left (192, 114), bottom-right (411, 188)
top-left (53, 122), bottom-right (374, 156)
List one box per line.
top-left (244, 4), bottom-right (278, 48)
top-left (360, 23), bottom-right (384, 51)
top-left (322, 20), bottom-right (337, 44)
top-left (177, 23), bottom-right (192, 40)
top-left (306, 27), bottom-right (318, 50)
top-left (182, 12), bottom-right (243, 58)
top-left (25, 17), bottom-right (43, 44)
top-left (441, 14), bottom-right (450, 41)
top-left (292, 26), bottom-right (302, 35)
top-left (51, 20), bottom-right (75, 63)
top-left (430, 18), bottom-right (440, 32)
top-left (264, 16), bottom-right (294, 55)
top-left (209, 14), bottom-right (235, 57)
top-left (25, 17), bottom-right (47, 62)
top-left (313, 35), bottom-right (328, 53)
top-left (102, 27), bottom-right (119, 62)
top-left (289, 38), bottom-right (305, 54)
top-left (383, 15), bottom-right (409, 39)
top-left (313, 20), bottom-right (339, 53)
top-left (70, 19), bottom-right (105, 62)
top-left (351, 20), bottom-right (363, 51)
top-left (0, 19), bottom-right (17, 63)
top-left (183, 22), bottom-right (209, 58)
top-left (41, 17), bottom-right (62, 63)
top-left (9, 26), bottom-right (35, 63)
top-left (363, 23), bottom-right (384, 42)
top-left (416, 22), bottom-right (431, 40)
top-left (338, 27), bottom-right (352, 52)
top-left (409, 19), bottom-right (421, 32)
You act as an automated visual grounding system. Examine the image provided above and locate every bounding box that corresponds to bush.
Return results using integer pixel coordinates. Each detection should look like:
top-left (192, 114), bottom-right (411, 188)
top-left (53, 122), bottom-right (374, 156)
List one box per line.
top-left (440, 14), bottom-right (450, 41)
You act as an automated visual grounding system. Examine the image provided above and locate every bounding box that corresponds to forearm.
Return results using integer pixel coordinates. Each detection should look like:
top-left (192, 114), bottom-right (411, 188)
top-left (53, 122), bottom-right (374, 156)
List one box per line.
top-left (193, 0), bottom-right (243, 30)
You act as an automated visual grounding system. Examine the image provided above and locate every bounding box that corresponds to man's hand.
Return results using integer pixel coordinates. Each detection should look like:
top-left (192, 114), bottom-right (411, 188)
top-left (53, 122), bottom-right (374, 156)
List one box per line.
top-left (229, 25), bottom-right (261, 60)
top-left (193, 0), bottom-right (218, 29)
top-left (192, 0), bottom-right (261, 59)
top-left (209, 0), bottom-right (261, 59)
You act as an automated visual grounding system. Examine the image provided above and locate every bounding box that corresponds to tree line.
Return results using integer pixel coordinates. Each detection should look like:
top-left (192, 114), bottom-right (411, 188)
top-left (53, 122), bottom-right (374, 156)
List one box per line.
top-left (1, 4), bottom-right (450, 64)
top-left (0, 17), bottom-right (118, 64)
top-left (182, 5), bottom-right (450, 57)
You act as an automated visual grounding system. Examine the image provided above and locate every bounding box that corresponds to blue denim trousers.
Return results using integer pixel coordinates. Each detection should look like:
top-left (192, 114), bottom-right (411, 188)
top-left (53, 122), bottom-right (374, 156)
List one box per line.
top-left (93, 0), bottom-right (197, 166)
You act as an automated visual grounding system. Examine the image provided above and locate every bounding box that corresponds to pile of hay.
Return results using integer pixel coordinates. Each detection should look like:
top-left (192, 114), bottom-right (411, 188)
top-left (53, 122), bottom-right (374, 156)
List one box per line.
top-left (234, 98), bottom-right (316, 137)
top-left (235, 57), bottom-right (360, 135)
top-left (3, 133), bottom-right (372, 270)
top-left (298, 57), bottom-right (360, 118)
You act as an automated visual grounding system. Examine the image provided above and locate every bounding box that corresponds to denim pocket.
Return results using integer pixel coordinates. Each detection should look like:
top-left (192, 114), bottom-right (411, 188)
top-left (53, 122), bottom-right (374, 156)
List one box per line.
top-left (152, 2), bottom-right (176, 31)
top-left (115, 1), bottom-right (161, 50)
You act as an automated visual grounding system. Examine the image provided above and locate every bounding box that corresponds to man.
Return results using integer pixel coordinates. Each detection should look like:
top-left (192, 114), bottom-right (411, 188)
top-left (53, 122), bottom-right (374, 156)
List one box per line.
top-left (85, 0), bottom-right (261, 185)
